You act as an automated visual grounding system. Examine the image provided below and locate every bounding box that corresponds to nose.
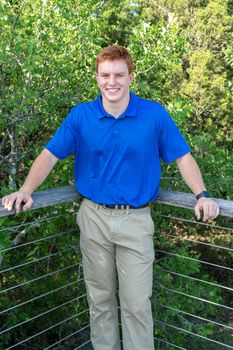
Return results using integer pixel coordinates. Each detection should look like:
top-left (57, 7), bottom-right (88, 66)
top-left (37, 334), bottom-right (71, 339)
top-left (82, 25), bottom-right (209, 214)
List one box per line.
top-left (109, 74), bottom-right (116, 85)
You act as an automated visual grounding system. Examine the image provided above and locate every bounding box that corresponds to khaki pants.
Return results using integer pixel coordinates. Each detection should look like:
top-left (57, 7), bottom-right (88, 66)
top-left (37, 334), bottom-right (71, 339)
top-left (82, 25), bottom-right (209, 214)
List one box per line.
top-left (77, 198), bottom-right (155, 350)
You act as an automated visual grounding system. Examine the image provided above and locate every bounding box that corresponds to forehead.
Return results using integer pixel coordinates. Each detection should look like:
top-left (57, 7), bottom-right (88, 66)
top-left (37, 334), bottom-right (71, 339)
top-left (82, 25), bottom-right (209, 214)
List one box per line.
top-left (97, 59), bottom-right (129, 73)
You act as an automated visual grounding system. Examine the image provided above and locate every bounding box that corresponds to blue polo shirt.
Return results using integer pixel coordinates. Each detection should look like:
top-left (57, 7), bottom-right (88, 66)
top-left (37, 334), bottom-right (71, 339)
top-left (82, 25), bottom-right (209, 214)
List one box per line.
top-left (46, 91), bottom-right (190, 206)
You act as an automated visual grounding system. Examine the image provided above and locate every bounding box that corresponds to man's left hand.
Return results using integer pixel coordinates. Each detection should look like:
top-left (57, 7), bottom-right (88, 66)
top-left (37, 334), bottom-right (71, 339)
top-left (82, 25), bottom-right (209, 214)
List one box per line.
top-left (194, 197), bottom-right (220, 222)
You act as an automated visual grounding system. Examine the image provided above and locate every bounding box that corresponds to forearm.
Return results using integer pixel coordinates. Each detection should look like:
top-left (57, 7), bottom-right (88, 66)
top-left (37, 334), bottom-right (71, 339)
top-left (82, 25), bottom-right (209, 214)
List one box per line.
top-left (1, 148), bottom-right (58, 212)
top-left (175, 152), bottom-right (219, 221)
top-left (176, 152), bottom-right (206, 196)
top-left (20, 148), bottom-right (58, 194)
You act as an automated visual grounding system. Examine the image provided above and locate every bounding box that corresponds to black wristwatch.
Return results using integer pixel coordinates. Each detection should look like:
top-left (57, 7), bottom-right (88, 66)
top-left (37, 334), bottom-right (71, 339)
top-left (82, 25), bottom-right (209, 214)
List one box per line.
top-left (196, 191), bottom-right (211, 200)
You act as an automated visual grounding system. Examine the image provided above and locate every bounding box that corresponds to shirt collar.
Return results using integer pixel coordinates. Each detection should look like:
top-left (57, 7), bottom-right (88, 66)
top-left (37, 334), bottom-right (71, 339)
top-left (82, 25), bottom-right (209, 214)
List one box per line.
top-left (95, 91), bottom-right (139, 120)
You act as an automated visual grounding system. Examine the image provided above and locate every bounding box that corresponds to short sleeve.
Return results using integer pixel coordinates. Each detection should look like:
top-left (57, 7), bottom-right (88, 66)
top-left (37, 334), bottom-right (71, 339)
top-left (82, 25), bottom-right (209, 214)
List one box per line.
top-left (158, 105), bottom-right (190, 163)
top-left (45, 106), bottom-right (79, 160)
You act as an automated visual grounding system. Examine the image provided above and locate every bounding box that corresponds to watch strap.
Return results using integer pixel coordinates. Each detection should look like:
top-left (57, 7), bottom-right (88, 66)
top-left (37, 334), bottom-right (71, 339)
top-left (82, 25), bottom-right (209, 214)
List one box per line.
top-left (196, 191), bottom-right (210, 200)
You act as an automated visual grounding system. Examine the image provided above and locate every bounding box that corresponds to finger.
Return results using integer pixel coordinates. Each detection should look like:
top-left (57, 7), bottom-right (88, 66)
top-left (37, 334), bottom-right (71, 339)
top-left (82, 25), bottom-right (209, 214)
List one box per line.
top-left (202, 207), bottom-right (209, 222)
top-left (23, 198), bottom-right (33, 211)
top-left (15, 197), bottom-right (23, 213)
top-left (194, 205), bottom-right (201, 220)
top-left (2, 196), bottom-right (9, 207)
top-left (5, 196), bottom-right (16, 211)
top-left (1, 196), bottom-right (6, 206)
top-left (211, 204), bottom-right (220, 219)
top-left (208, 209), bottom-right (216, 220)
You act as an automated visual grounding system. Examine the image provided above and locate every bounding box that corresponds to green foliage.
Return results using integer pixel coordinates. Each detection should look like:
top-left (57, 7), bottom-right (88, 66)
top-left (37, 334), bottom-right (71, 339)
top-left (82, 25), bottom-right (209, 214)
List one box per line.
top-left (1, 0), bottom-right (233, 348)
top-left (1, 0), bottom-right (232, 189)
top-left (0, 204), bottom-right (89, 349)
top-left (1, 0), bottom-right (101, 188)
top-left (130, 19), bottom-right (187, 103)
top-left (151, 207), bottom-right (232, 349)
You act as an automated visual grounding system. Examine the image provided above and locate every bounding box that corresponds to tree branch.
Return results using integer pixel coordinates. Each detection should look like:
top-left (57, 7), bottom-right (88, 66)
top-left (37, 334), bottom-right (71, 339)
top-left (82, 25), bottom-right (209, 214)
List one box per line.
top-left (151, 0), bottom-right (175, 24)
top-left (11, 0), bottom-right (29, 43)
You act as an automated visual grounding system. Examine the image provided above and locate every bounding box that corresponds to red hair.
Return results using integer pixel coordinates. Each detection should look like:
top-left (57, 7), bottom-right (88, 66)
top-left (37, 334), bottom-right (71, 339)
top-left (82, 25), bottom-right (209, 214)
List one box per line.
top-left (95, 45), bottom-right (133, 73)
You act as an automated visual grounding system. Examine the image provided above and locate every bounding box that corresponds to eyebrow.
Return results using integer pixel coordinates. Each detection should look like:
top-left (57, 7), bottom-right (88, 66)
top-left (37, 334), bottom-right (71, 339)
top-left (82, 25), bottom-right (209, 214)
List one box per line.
top-left (99, 72), bottom-right (126, 75)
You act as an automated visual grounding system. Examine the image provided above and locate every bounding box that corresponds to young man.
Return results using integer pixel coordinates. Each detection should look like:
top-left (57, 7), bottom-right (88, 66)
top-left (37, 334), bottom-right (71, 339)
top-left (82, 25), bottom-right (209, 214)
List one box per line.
top-left (2, 45), bottom-right (219, 350)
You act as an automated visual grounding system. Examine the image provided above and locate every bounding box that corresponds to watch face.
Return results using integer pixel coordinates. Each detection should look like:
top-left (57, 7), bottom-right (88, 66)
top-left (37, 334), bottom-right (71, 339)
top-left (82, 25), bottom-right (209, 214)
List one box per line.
top-left (203, 191), bottom-right (210, 197)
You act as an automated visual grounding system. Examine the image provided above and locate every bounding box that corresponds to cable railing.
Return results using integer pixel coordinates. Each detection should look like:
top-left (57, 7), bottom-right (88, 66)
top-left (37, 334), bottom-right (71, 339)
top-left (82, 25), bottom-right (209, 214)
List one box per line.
top-left (153, 202), bottom-right (233, 350)
top-left (0, 186), bottom-right (232, 349)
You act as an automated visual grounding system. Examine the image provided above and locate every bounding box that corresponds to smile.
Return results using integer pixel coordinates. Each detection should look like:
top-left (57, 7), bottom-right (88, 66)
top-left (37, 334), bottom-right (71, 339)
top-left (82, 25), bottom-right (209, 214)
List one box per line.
top-left (106, 88), bottom-right (120, 92)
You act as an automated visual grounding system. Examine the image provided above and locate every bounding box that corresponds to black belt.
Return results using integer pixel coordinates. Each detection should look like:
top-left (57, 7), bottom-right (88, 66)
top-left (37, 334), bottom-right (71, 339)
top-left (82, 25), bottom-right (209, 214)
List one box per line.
top-left (101, 203), bottom-right (149, 210)
top-left (80, 195), bottom-right (149, 210)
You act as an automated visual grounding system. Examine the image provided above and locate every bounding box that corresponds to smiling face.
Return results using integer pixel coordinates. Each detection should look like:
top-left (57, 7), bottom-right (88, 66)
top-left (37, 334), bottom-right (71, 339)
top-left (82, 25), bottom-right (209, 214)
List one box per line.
top-left (95, 59), bottom-right (134, 110)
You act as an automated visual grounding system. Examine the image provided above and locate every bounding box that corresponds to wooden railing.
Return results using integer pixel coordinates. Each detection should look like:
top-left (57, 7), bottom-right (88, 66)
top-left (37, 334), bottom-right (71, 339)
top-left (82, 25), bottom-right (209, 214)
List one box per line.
top-left (1, 185), bottom-right (232, 217)
top-left (1, 186), bottom-right (233, 350)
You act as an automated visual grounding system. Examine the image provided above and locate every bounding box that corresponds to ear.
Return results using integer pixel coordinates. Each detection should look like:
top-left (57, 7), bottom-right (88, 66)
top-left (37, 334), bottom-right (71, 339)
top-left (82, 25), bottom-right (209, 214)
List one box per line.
top-left (129, 72), bottom-right (134, 83)
top-left (94, 72), bottom-right (100, 85)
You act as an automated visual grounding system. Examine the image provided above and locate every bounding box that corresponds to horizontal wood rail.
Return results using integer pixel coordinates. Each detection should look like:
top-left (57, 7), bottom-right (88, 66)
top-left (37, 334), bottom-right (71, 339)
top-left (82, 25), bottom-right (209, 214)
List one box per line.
top-left (0, 185), bottom-right (232, 218)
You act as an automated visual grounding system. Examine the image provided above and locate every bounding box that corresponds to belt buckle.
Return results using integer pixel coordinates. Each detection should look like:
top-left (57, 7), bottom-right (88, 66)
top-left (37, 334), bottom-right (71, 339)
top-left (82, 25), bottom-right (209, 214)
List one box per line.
top-left (102, 204), bottom-right (130, 210)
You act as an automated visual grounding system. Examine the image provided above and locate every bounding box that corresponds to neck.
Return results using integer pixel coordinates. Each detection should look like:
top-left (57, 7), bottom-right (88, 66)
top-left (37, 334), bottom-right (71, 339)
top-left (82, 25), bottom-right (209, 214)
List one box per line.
top-left (102, 92), bottom-right (130, 118)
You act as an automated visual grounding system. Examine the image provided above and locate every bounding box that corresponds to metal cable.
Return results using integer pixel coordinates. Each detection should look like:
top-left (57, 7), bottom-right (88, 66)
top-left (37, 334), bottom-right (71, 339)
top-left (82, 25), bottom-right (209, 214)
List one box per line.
top-left (0, 294), bottom-right (87, 336)
top-left (154, 336), bottom-right (187, 350)
top-left (44, 324), bottom-right (90, 350)
top-left (0, 229), bottom-right (78, 254)
top-left (160, 268), bottom-right (233, 292)
top-left (0, 262), bottom-right (81, 295)
top-left (160, 214), bottom-right (233, 232)
top-left (73, 339), bottom-right (92, 350)
top-left (0, 248), bottom-right (70, 274)
top-left (0, 211), bottom-right (76, 233)
top-left (159, 285), bottom-right (233, 311)
top-left (154, 302), bottom-right (233, 332)
top-left (154, 320), bottom-right (233, 349)
top-left (1, 279), bottom-right (82, 315)
top-left (155, 249), bottom-right (233, 272)
top-left (5, 309), bottom-right (89, 350)
top-left (160, 232), bottom-right (233, 252)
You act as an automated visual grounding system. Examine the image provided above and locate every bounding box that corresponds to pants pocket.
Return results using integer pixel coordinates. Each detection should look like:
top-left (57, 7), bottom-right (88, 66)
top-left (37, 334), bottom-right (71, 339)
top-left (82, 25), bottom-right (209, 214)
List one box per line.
top-left (147, 213), bottom-right (154, 236)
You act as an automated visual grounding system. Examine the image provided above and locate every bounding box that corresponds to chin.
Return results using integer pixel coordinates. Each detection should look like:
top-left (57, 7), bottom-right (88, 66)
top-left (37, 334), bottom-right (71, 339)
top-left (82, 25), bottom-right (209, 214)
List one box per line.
top-left (108, 97), bottom-right (122, 104)
top-left (104, 94), bottom-right (121, 102)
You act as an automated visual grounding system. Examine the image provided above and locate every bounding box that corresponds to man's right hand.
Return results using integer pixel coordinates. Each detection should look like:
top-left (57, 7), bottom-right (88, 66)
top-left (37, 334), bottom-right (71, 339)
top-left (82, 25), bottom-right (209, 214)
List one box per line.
top-left (1, 191), bottom-right (33, 213)
top-left (1, 149), bottom-right (58, 214)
